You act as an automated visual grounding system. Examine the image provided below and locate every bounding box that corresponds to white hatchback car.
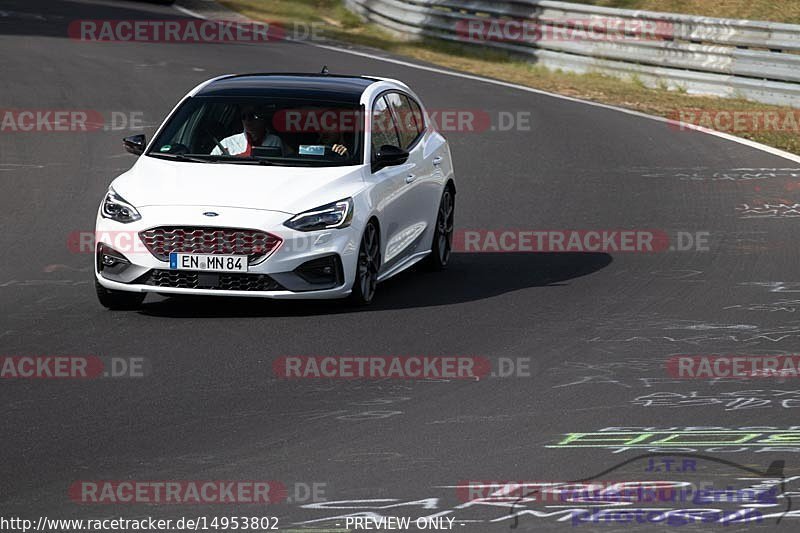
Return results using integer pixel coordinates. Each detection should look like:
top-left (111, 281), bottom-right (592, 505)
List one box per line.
top-left (94, 74), bottom-right (456, 309)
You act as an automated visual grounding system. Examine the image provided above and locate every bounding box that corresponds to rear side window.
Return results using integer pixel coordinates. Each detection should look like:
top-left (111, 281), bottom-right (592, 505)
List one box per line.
top-left (407, 96), bottom-right (425, 135)
top-left (371, 96), bottom-right (400, 153)
top-left (385, 92), bottom-right (420, 150)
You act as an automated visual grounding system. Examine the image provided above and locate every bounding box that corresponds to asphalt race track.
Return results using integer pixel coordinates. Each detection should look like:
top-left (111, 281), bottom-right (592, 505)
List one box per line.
top-left (3, 0), bottom-right (800, 531)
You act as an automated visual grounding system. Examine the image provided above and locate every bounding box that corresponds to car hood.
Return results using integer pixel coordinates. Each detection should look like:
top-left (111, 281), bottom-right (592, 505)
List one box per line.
top-left (111, 155), bottom-right (366, 215)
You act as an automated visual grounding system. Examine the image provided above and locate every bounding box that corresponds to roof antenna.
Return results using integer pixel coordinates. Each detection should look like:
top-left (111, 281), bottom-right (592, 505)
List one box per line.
top-left (321, 65), bottom-right (329, 75)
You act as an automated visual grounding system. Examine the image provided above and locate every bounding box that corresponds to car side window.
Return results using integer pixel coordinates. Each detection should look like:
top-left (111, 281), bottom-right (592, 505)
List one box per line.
top-left (407, 96), bottom-right (425, 135)
top-left (385, 92), bottom-right (419, 150)
top-left (371, 96), bottom-right (401, 156)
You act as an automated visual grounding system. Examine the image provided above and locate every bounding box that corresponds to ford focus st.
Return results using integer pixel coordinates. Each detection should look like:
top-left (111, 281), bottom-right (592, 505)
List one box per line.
top-left (94, 74), bottom-right (456, 309)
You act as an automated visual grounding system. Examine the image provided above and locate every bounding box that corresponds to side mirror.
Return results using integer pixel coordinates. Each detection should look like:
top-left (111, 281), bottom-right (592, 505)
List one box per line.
top-left (123, 134), bottom-right (146, 156)
top-left (372, 145), bottom-right (409, 172)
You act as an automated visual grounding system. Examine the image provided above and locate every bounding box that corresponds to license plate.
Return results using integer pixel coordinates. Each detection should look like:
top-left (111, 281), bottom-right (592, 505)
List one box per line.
top-left (169, 253), bottom-right (248, 273)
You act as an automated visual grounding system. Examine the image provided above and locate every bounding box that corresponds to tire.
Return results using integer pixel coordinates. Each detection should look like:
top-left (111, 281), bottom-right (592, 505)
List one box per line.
top-left (349, 220), bottom-right (380, 306)
top-left (424, 185), bottom-right (455, 271)
top-left (95, 278), bottom-right (145, 310)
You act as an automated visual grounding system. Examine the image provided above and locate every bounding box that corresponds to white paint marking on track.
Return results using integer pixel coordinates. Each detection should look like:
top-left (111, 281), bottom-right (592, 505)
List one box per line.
top-left (174, 2), bottom-right (800, 165)
top-left (173, 5), bottom-right (207, 19)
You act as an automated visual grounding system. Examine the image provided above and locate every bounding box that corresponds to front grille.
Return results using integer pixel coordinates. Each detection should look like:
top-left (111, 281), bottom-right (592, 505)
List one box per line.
top-left (139, 270), bottom-right (284, 292)
top-left (139, 227), bottom-right (282, 263)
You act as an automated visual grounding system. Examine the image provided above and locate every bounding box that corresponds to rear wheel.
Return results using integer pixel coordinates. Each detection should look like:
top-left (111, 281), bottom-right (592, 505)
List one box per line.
top-left (424, 186), bottom-right (455, 270)
top-left (95, 279), bottom-right (145, 310)
top-left (349, 221), bottom-right (380, 306)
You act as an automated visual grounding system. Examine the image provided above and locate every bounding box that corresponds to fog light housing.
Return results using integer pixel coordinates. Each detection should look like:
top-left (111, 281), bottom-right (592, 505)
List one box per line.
top-left (97, 243), bottom-right (131, 272)
top-left (294, 255), bottom-right (343, 286)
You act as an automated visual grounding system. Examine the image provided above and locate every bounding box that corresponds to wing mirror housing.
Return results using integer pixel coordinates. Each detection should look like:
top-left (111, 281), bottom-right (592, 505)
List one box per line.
top-left (372, 145), bottom-right (409, 172)
top-left (123, 134), bottom-right (147, 156)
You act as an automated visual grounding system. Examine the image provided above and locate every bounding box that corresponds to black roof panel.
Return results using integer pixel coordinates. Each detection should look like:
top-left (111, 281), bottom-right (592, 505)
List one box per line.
top-left (195, 74), bottom-right (378, 103)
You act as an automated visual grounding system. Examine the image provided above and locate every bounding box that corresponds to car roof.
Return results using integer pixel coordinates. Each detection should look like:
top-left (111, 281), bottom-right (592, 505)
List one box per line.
top-left (194, 74), bottom-right (380, 103)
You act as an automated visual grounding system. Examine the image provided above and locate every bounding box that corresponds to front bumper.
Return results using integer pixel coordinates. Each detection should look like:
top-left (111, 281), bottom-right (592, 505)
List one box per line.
top-left (94, 206), bottom-right (358, 299)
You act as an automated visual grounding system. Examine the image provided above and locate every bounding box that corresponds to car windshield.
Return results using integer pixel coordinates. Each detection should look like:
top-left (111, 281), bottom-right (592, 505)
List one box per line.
top-left (147, 96), bottom-right (364, 167)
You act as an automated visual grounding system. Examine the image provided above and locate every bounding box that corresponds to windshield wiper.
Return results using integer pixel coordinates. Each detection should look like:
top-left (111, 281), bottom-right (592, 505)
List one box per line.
top-left (147, 153), bottom-right (213, 164)
top-left (204, 155), bottom-right (276, 165)
top-left (149, 153), bottom-right (299, 167)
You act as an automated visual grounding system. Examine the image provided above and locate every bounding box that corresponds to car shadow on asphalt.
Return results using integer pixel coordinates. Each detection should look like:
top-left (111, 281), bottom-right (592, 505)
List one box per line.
top-left (138, 252), bottom-right (612, 318)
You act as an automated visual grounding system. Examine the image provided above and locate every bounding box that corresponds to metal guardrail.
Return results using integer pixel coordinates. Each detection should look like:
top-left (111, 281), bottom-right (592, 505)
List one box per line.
top-left (345, 0), bottom-right (800, 107)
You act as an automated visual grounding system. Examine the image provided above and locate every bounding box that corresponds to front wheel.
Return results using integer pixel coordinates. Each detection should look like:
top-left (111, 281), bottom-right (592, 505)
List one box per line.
top-left (349, 221), bottom-right (381, 306)
top-left (95, 279), bottom-right (145, 310)
top-left (424, 186), bottom-right (455, 271)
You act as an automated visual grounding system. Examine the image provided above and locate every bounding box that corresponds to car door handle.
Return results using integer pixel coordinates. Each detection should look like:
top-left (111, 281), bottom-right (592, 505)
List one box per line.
top-left (405, 174), bottom-right (417, 184)
top-left (433, 157), bottom-right (443, 166)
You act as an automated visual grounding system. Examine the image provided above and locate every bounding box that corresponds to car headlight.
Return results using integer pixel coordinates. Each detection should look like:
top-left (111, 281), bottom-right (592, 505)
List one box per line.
top-left (101, 187), bottom-right (141, 223)
top-left (284, 198), bottom-right (353, 232)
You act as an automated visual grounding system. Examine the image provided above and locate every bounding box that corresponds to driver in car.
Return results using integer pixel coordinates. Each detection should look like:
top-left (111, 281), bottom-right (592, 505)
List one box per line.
top-left (212, 106), bottom-right (290, 157)
top-left (317, 131), bottom-right (349, 157)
